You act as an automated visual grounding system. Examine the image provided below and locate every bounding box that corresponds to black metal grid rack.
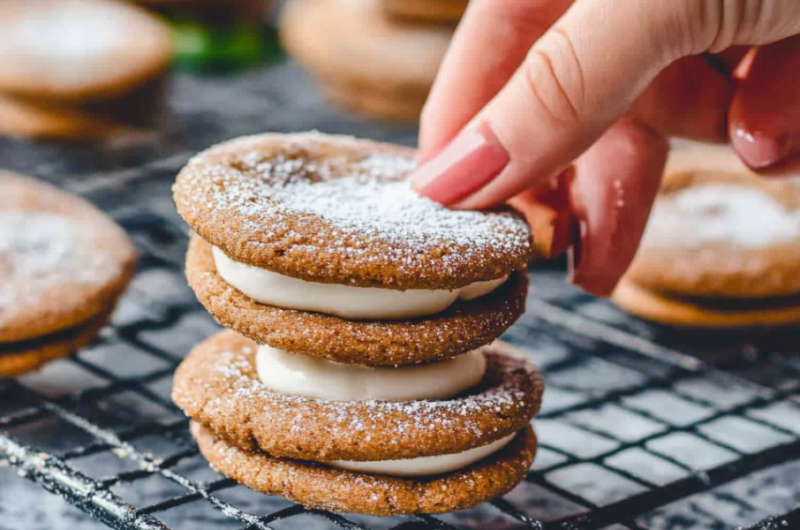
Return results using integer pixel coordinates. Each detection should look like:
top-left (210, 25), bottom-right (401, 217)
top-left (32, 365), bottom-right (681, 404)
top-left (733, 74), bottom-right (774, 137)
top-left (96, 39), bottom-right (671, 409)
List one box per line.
top-left (1, 62), bottom-right (799, 530)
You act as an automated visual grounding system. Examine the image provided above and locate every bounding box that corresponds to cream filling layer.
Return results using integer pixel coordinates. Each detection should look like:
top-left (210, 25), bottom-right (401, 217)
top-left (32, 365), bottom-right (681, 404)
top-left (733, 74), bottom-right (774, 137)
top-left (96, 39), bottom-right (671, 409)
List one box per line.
top-left (256, 345), bottom-right (486, 402)
top-left (212, 246), bottom-right (507, 320)
top-left (330, 434), bottom-right (516, 477)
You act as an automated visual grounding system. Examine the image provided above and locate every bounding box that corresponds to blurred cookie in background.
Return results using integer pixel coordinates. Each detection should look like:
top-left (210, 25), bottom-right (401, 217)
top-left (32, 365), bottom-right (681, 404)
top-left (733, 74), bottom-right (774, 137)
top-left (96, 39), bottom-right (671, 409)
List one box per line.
top-left (381, 0), bottom-right (468, 24)
top-left (0, 0), bottom-right (173, 139)
top-left (0, 93), bottom-right (125, 141)
top-left (0, 173), bottom-right (137, 377)
top-left (281, 0), bottom-right (452, 122)
top-left (613, 146), bottom-right (800, 327)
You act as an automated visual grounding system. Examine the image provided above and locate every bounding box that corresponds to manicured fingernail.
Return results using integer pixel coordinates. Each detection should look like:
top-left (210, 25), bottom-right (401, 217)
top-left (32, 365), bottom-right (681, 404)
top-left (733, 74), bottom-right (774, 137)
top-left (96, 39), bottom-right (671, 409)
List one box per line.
top-left (731, 126), bottom-right (792, 169)
top-left (412, 121), bottom-right (509, 205)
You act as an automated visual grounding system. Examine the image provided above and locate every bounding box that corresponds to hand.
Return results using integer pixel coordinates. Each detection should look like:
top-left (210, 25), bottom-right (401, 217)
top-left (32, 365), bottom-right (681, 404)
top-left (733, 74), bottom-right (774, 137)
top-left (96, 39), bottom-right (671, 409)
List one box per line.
top-left (411, 0), bottom-right (800, 295)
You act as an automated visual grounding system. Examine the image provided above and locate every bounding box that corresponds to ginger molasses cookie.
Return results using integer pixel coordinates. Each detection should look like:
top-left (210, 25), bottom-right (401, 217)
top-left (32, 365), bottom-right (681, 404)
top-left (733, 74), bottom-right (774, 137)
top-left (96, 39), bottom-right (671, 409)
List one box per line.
top-left (380, 0), bottom-right (468, 24)
top-left (173, 331), bottom-right (543, 461)
top-left (193, 422), bottom-right (536, 516)
top-left (0, 0), bottom-right (173, 103)
top-left (613, 279), bottom-right (800, 328)
top-left (614, 147), bottom-right (800, 327)
top-left (174, 331), bottom-right (542, 515)
top-left (174, 132), bottom-right (532, 364)
top-left (280, 0), bottom-right (452, 121)
top-left (0, 173), bottom-right (137, 374)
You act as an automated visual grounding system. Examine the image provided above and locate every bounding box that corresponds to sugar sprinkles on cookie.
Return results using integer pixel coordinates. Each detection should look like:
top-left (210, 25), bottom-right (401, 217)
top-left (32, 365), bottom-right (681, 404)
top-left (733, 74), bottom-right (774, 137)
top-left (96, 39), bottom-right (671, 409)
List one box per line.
top-left (0, 172), bottom-right (136, 376)
top-left (614, 146), bottom-right (800, 327)
top-left (172, 131), bottom-right (543, 515)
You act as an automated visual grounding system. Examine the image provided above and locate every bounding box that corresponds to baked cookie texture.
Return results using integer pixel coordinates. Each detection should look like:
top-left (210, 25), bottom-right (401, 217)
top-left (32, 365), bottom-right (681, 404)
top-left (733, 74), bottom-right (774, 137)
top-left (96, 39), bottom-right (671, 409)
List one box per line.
top-left (280, 0), bottom-right (452, 122)
top-left (0, 310), bottom-right (112, 378)
top-left (174, 132), bottom-right (531, 289)
top-left (0, 0), bottom-right (172, 139)
top-left (185, 235), bottom-right (528, 365)
top-left (174, 331), bottom-right (544, 461)
top-left (193, 422), bottom-right (537, 516)
top-left (0, 172), bottom-right (136, 374)
top-left (172, 131), bottom-right (541, 515)
top-left (614, 146), bottom-right (800, 327)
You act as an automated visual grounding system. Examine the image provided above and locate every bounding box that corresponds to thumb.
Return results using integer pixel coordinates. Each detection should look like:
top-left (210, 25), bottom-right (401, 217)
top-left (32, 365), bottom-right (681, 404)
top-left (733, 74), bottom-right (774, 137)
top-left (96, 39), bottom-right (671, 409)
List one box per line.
top-left (412, 0), bottom-right (800, 208)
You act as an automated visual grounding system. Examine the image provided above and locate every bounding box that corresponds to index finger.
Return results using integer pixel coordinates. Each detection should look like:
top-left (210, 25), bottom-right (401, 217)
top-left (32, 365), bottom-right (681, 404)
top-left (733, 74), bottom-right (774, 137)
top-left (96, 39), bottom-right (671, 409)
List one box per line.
top-left (419, 0), bottom-right (573, 161)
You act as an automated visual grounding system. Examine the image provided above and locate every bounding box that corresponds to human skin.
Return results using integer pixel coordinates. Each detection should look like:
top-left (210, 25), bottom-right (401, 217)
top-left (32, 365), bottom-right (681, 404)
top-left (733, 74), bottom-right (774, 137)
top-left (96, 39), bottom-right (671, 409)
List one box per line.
top-left (411, 0), bottom-right (800, 296)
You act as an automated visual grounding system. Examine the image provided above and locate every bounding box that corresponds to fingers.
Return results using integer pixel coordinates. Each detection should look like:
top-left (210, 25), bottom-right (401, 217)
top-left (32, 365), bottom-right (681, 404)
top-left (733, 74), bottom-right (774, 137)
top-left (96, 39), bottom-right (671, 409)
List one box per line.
top-left (508, 168), bottom-right (575, 260)
top-left (729, 35), bottom-right (800, 174)
top-left (630, 55), bottom-right (735, 142)
top-left (418, 0), bottom-right (573, 162)
top-left (413, 0), bottom-right (688, 209)
top-left (568, 119), bottom-right (668, 296)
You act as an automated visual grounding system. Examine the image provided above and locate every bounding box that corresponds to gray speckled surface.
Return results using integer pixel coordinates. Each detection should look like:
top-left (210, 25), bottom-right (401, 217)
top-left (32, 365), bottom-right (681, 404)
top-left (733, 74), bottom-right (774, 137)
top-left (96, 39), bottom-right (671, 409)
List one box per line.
top-left (0, 40), bottom-right (799, 530)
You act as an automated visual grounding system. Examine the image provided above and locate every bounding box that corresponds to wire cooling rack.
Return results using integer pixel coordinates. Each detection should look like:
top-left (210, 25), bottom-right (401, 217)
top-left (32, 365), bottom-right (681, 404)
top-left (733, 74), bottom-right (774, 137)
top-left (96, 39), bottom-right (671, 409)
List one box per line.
top-left (1, 63), bottom-right (799, 530)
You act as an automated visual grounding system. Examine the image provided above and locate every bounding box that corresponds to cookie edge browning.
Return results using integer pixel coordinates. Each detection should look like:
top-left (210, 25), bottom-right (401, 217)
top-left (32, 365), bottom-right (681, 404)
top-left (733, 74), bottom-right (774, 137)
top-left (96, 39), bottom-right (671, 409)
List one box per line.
top-left (0, 307), bottom-right (112, 377)
top-left (193, 421), bottom-right (536, 516)
top-left (612, 278), bottom-right (800, 327)
top-left (0, 172), bottom-right (138, 342)
top-left (185, 236), bottom-right (528, 365)
top-left (173, 330), bottom-right (544, 461)
top-left (173, 132), bottom-right (532, 290)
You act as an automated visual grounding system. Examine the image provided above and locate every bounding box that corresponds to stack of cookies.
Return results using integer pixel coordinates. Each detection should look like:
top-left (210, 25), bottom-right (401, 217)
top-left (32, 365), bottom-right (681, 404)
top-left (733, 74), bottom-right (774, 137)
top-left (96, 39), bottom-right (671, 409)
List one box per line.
top-left (614, 146), bottom-right (800, 328)
top-left (0, 173), bottom-right (136, 377)
top-left (280, 0), bottom-right (465, 122)
top-left (172, 132), bottom-right (544, 515)
top-left (0, 0), bottom-right (173, 140)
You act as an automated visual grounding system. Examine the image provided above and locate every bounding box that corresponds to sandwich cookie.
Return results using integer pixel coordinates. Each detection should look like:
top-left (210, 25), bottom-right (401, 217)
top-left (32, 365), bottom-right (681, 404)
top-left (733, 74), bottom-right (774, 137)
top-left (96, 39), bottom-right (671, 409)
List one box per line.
top-left (173, 331), bottom-right (542, 515)
top-left (0, 0), bottom-right (173, 103)
top-left (280, 0), bottom-right (452, 122)
top-left (174, 132), bottom-right (532, 365)
top-left (614, 147), bottom-right (800, 327)
top-left (0, 0), bottom-right (172, 139)
top-left (380, 0), bottom-right (468, 24)
top-left (0, 173), bottom-right (137, 376)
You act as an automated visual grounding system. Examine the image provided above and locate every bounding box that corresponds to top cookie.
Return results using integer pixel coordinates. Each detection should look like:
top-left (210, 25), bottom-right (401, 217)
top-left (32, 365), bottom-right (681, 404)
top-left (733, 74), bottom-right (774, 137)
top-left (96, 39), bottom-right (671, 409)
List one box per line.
top-left (174, 132), bottom-right (533, 290)
top-left (0, 0), bottom-right (173, 102)
top-left (626, 146), bottom-right (800, 298)
top-left (0, 172), bottom-right (137, 342)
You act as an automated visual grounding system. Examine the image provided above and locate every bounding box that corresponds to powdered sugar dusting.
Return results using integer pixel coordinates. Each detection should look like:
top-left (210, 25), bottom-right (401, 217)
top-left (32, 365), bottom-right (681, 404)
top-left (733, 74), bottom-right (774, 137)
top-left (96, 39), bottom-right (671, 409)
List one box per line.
top-left (202, 346), bottom-right (538, 455)
top-left (0, 211), bottom-right (118, 327)
top-left (176, 133), bottom-right (531, 286)
top-left (643, 184), bottom-right (800, 249)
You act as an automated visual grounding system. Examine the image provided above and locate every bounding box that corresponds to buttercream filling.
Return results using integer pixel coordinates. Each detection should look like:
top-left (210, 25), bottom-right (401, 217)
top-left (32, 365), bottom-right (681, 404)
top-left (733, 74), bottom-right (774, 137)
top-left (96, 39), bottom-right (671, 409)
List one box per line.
top-left (212, 246), bottom-right (507, 320)
top-left (256, 345), bottom-right (486, 401)
top-left (329, 433), bottom-right (516, 477)
top-left (255, 345), bottom-right (515, 476)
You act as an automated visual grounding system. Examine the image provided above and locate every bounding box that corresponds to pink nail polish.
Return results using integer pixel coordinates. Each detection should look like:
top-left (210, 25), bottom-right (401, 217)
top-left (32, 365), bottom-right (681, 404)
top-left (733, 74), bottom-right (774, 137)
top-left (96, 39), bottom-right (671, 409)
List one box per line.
top-left (731, 126), bottom-right (792, 169)
top-left (412, 121), bottom-right (509, 205)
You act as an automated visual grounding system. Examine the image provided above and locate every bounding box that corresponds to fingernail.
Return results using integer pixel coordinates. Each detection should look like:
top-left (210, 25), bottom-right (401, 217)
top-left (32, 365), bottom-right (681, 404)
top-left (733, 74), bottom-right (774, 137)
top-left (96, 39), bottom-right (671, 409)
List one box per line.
top-left (731, 126), bottom-right (792, 169)
top-left (412, 121), bottom-right (509, 205)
